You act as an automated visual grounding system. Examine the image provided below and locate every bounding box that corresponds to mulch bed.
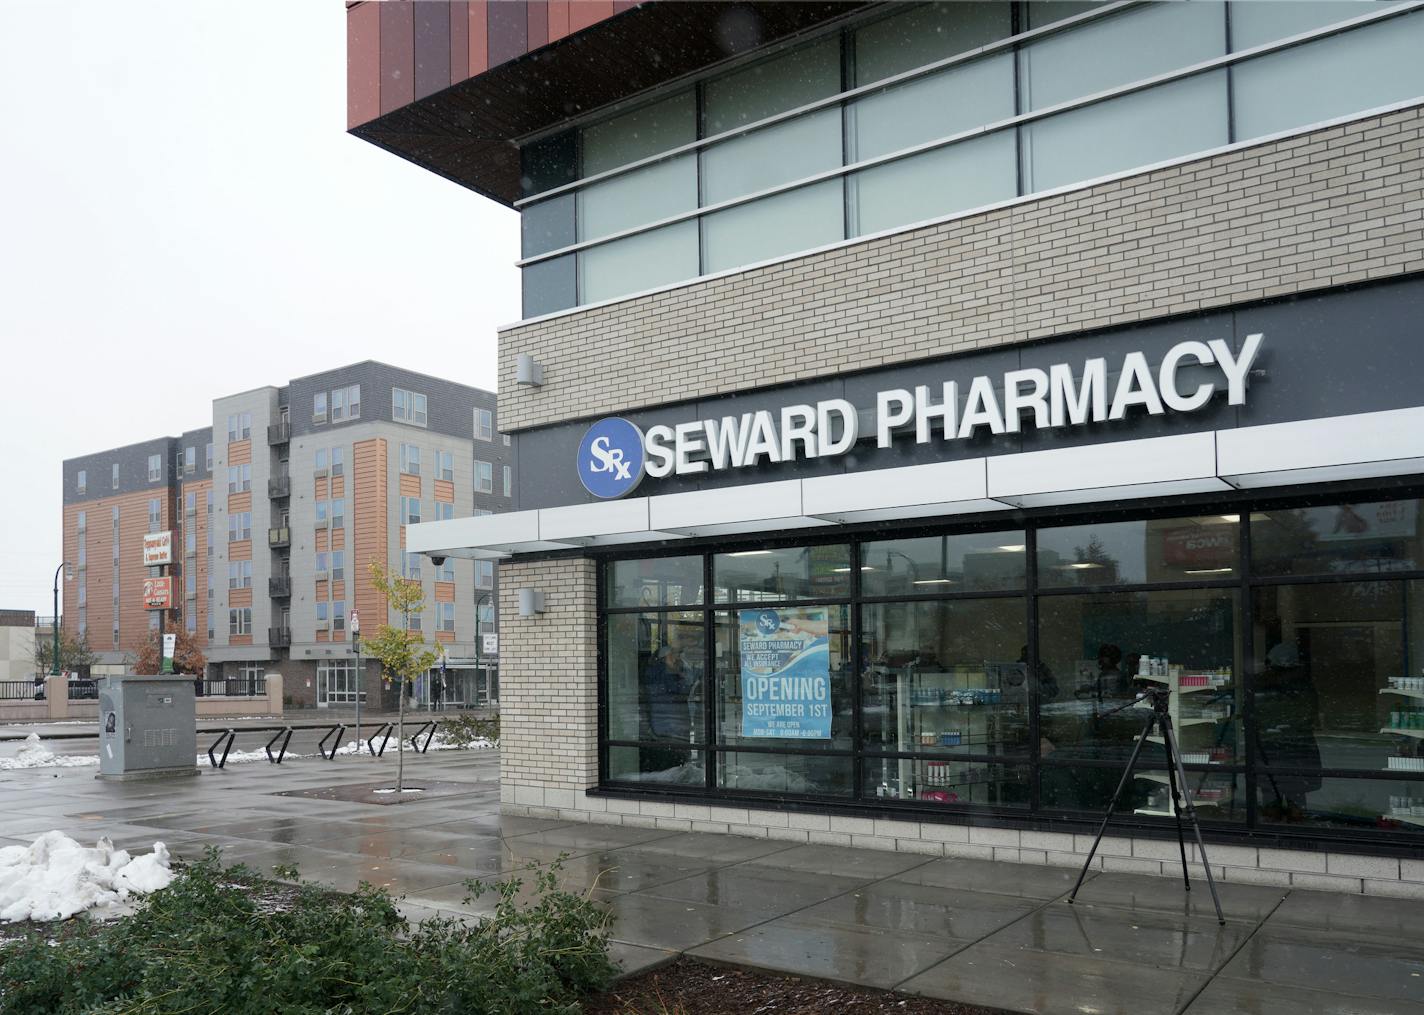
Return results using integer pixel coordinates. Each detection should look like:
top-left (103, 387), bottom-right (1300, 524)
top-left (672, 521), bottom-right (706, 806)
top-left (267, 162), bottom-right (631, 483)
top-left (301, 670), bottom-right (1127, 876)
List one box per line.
top-left (272, 778), bottom-right (477, 805)
top-left (584, 959), bottom-right (1009, 1015)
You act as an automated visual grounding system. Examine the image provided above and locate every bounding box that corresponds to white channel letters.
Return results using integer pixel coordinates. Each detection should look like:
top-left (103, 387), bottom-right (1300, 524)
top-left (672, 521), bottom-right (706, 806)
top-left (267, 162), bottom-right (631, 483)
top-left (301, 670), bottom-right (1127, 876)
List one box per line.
top-left (640, 335), bottom-right (1263, 480)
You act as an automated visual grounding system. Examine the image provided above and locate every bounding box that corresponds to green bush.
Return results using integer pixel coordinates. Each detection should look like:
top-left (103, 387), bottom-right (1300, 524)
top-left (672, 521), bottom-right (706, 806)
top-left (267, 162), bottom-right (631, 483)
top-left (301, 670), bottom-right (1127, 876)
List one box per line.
top-left (0, 849), bottom-right (613, 1015)
top-left (440, 711), bottom-right (500, 748)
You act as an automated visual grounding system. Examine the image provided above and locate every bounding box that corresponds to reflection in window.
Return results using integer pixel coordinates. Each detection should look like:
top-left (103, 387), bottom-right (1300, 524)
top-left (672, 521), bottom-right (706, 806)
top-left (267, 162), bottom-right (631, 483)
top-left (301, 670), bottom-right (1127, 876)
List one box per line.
top-left (606, 611), bottom-right (704, 744)
top-left (714, 544), bottom-right (851, 602)
top-left (1258, 776), bottom-right (1424, 835)
top-left (701, 109), bottom-right (841, 206)
top-left (861, 530), bottom-right (1027, 595)
top-left (719, 751), bottom-right (852, 797)
top-left (700, 180), bottom-right (844, 275)
top-left (608, 556), bottom-right (704, 609)
top-left (849, 131), bottom-right (1017, 238)
top-left (1043, 767), bottom-right (1244, 823)
top-left (609, 745), bottom-right (705, 786)
top-left (861, 598), bottom-right (1030, 763)
top-left (1038, 514), bottom-right (1240, 587)
top-left (870, 760), bottom-right (1031, 808)
top-left (854, 2), bottom-right (1011, 85)
top-left (579, 222), bottom-right (699, 305)
top-left (702, 36), bottom-right (840, 134)
top-left (1251, 500), bottom-right (1424, 577)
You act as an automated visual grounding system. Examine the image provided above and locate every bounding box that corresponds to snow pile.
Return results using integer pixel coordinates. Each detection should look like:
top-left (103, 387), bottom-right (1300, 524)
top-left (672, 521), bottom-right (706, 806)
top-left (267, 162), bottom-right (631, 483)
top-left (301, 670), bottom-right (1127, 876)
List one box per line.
top-left (0, 733), bottom-right (100, 771)
top-left (0, 831), bottom-right (173, 922)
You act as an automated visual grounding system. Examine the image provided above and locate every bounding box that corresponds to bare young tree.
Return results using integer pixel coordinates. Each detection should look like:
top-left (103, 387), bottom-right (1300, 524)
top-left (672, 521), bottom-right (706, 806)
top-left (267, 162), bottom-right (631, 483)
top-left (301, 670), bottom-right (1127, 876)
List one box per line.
top-left (360, 563), bottom-right (438, 794)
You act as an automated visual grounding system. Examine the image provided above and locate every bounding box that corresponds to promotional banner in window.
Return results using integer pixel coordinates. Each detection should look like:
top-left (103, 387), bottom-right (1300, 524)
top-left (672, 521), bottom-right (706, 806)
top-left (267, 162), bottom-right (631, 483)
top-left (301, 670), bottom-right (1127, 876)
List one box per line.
top-left (739, 606), bottom-right (832, 739)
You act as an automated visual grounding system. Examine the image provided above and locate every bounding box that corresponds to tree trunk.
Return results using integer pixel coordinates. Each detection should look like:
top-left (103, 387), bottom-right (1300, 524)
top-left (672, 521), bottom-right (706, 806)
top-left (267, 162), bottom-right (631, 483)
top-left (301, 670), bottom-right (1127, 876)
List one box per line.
top-left (396, 671), bottom-right (406, 794)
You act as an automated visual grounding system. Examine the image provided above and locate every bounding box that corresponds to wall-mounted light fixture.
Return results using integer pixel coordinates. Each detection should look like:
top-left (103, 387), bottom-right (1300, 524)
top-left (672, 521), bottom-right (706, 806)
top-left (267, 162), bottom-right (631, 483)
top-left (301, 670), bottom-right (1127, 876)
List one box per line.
top-left (518, 588), bottom-right (545, 616)
top-left (516, 353), bottom-right (544, 387)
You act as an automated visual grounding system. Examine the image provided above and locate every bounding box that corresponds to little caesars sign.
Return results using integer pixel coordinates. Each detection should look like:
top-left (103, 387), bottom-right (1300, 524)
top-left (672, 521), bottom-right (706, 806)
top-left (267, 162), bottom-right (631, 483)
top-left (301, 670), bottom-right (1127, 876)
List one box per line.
top-left (576, 335), bottom-right (1263, 499)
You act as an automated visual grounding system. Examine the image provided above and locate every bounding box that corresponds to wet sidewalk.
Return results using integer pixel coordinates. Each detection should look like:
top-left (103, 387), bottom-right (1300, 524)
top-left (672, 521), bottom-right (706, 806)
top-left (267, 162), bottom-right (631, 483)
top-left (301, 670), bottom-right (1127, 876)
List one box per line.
top-left (4, 751), bottom-right (1422, 1015)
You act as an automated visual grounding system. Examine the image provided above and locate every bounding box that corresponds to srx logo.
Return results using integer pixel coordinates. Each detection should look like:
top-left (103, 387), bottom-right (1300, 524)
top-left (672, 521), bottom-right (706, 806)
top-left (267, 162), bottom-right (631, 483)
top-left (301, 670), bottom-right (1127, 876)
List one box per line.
top-left (588, 436), bottom-right (632, 481)
top-left (576, 417), bottom-right (645, 499)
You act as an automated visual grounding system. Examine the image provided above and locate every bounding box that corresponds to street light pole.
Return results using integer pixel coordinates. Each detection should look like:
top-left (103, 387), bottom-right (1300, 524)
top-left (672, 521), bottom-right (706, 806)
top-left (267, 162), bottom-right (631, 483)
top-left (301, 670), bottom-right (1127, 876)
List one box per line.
top-left (350, 610), bottom-right (361, 753)
top-left (51, 561), bottom-right (72, 676)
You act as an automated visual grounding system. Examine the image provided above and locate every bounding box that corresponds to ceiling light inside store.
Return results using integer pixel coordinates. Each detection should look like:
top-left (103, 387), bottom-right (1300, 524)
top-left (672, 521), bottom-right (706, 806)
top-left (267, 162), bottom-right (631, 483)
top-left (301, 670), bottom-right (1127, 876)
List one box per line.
top-left (726, 550), bottom-right (773, 557)
top-left (998, 544), bottom-right (1026, 552)
top-left (1065, 562), bottom-right (1103, 570)
top-left (913, 579), bottom-right (955, 585)
top-left (832, 566), bottom-right (875, 573)
top-left (1184, 568), bottom-right (1234, 575)
top-left (1218, 515), bottom-right (1241, 523)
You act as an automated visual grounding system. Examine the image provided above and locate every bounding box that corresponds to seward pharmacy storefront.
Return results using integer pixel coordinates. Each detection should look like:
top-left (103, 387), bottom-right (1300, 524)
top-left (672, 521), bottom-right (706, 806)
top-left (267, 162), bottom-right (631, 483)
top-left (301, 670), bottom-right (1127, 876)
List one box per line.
top-left (408, 275), bottom-right (1424, 891)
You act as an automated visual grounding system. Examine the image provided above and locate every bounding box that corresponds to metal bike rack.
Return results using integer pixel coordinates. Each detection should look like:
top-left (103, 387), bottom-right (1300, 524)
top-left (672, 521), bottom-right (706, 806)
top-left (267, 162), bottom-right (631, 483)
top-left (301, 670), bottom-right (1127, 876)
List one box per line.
top-left (409, 721), bottom-right (439, 754)
top-left (316, 723), bottom-right (347, 760)
top-left (368, 722), bottom-right (394, 757)
top-left (206, 728), bottom-right (237, 769)
top-left (264, 726), bottom-right (294, 764)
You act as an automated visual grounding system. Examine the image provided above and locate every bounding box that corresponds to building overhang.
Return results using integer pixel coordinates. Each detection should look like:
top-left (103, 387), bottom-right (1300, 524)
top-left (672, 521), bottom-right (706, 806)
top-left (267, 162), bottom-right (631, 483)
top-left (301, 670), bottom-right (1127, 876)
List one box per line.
top-left (406, 407), bottom-right (1424, 560)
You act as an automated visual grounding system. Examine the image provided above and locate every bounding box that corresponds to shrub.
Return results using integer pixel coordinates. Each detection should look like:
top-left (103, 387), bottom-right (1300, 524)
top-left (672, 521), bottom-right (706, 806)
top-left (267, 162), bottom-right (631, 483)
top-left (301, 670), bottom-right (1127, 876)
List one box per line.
top-left (0, 849), bottom-right (613, 1015)
top-left (440, 711), bottom-right (500, 748)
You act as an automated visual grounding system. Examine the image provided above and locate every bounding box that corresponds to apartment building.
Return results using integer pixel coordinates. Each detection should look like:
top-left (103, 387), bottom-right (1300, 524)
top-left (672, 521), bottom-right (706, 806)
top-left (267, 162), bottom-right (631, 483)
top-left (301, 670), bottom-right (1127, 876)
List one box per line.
top-left (362, 1), bottom-right (1424, 895)
top-left (60, 362), bottom-right (512, 708)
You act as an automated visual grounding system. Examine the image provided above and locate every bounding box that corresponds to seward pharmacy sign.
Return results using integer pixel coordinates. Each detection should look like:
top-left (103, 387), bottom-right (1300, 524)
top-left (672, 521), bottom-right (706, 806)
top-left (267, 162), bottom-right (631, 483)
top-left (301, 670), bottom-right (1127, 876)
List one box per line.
top-left (575, 335), bottom-right (1262, 499)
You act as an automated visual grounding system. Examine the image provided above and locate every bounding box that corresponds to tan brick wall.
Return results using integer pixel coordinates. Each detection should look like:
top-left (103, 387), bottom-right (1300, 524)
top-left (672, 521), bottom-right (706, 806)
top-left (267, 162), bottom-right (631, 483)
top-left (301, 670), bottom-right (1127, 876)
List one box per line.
top-left (497, 104), bottom-right (1424, 432)
top-left (496, 556), bottom-right (599, 809)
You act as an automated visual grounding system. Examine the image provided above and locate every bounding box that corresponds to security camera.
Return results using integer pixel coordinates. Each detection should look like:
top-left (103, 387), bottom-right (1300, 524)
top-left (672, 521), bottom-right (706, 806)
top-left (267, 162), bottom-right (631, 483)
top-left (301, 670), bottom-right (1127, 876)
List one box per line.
top-left (428, 555), bottom-right (447, 567)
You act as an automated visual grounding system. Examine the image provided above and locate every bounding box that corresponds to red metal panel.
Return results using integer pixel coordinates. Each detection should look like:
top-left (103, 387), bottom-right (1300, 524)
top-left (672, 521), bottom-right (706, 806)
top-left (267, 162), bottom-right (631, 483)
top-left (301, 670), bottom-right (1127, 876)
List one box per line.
top-left (468, 0), bottom-right (489, 75)
top-left (547, 1), bottom-right (570, 42)
top-left (379, 2), bottom-right (415, 115)
top-left (414, 0), bottom-right (452, 100)
top-left (568, 0), bottom-right (614, 33)
top-left (488, 1), bottom-right (529, 66)
top-left (450, 2), bottom-right (469, 83)
top-left (612, 1), bottom-right (638, 12)
top-left (346, 2), bottom-right (381, 129)
top-left (527, 0), bottom-right (549, 50)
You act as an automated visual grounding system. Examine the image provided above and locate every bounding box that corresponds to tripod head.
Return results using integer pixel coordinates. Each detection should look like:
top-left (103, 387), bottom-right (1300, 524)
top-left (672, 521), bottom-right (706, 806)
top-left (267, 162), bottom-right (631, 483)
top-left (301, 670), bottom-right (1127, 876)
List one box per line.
top-left (1095, 683), bottom-right (1172, 720)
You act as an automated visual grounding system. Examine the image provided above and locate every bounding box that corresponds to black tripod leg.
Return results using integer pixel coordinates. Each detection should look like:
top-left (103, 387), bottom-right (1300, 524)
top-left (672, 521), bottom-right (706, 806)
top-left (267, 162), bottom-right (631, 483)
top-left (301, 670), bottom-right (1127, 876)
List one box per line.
top-left (1162, 736), bottom-right (1192, 892)
top-left (1161, 717), bottom-right (1227, 926)
top-left (1068, 710), bottom-right (1157, 906)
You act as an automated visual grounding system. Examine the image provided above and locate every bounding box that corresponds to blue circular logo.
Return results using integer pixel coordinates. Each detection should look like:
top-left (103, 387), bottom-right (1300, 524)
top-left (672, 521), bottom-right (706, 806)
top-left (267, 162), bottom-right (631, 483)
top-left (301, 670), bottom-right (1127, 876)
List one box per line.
top-left (577, 417), bottom-right (646, 499)
top-left (756, 610), bottom-right (780, 636)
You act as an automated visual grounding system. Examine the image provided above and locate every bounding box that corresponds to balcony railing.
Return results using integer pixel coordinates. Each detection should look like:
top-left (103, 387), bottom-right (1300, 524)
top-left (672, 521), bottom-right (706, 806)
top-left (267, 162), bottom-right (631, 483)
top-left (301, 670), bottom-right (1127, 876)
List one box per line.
top-left (269, 576), bottom-right (291, 597)
top-left (0, 680), bottom-right (39, 700)
top-left (268, 527), bottom-right (290, 548)
top-left (268, 627), bottom-right (291, 647)
top-left (268, 475), bottom-right (290, 498)
top-left (267, 420), bottom-right (291, 445)
top-left (195, 677), bottom-right (267, 697)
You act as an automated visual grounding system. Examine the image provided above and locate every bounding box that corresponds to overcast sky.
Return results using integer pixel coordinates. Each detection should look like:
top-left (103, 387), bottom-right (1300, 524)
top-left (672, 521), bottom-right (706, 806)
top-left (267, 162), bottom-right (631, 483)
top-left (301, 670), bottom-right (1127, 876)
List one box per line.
top-left (0, 1), bottom-right (519, 616)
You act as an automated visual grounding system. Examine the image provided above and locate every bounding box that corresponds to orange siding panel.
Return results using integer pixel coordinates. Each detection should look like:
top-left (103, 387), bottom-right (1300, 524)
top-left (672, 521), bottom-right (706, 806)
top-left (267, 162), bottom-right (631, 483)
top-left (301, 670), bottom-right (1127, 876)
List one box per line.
top-left (230, 634), bottom-right (252, 647)
top-left (230, 588), bottom-right (253, 608)
top-left (434, 581), bottom-right (456, 603)
top-left (434, 479), bottom-right (454, 503)
top-left (315, 476), bottom-right (329, 500)
top-left (436, 630), bottom-right (455, 644)
top-left (399, 473), bottom-right (421, 497)
top-left (228, 440), bottom-right (251, 467)
top-left (229, 539), bottom-right (252, 562)
top-left (331, 580), bottom-right (346, 602)
top-left (316, 528), bottom-right (329, 553)
top-left (227, 491), bottom-right (251, 513)
top-left (354, 438), bottom-right (389, 629)
top-left (316, 579), bottom-right (329, 602)
top-left (331, 527), bottom-right (346, 550)
top-left (331, 475), bottom-right (345, 499)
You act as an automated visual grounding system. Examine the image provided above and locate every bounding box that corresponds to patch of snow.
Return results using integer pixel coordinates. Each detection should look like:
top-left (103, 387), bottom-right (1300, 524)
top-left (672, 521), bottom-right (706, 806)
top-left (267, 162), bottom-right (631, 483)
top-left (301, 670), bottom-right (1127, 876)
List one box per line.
top-left (0, 733), bottom-right (99, 771)
top-left (372, 787), bottom-right (425, 794)
top-left (0, 831), bottom-right (173, 922)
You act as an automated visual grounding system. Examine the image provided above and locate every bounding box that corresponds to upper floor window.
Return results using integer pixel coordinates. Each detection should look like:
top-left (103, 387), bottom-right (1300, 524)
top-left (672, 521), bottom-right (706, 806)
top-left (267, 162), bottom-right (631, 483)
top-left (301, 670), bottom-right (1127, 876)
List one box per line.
top-left (228, 560), bottom-right (252, 589)
top-left (228, 512), bottom-right (251, 541)
top-left (503, 465), bottom-right (513, 498)
top-left (112, 463), bottom-right (119, 489)
top-left (77, 510), bottom-right (86, 535)
top-left (331, 498), bottom-right (346, 529)
top-left (401, 496), bottom-right (421, 526)
top-left (475, 460), bottom-right (493, 494)
top-left (148, 498), bottom-right (161, 531)
top-left (313, 391), bottom-right (328, 424)
top-left (148, 454), bottom-right (162, 482)
top-left (393, 388), bottom-right (428, 427)
top-left (437, 602), bottom-right (455, 632)
top-left (227, 412), bottom-right (252, 442)
top-left (434, 502), bottom-right (454, 522)
top-left (184, 447), bottom-right (196, 475)
top-left (229, 607), bottom-right (252, 636)
top-left (185, 491), bottom-right (196, 514)
top-left (315, 448), bottom-right (328, 474)
top-left (205, 443), bottom-right (213, 471)
top-left (476, 408), bottom-right (494, 441)
top-left (77, 469), bottom-right (86, 494)
top-left (403, 551), bottom-right (423, 580)
top-left (227, 464), bottom-right (251, 494)
top-left (331, 447), bottom-right (344, 477)
top-left (502, 434), bottom-right (511, 447)
top-left (438, 451), bottom-right (454, 482)
top-left (400, 443), bottom-right (421, 476)
top-left (332, 384), bottom-right (361, 422)
top-left (332, 549), bottom-right (345, 582)
top-left (476, 560), bottom-right (494, 589)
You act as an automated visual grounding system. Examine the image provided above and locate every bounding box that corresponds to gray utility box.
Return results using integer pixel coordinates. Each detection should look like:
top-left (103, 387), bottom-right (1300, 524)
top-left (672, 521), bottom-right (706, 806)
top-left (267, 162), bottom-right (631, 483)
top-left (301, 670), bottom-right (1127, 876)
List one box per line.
top-left (97, 675), bottom-right (198, 780)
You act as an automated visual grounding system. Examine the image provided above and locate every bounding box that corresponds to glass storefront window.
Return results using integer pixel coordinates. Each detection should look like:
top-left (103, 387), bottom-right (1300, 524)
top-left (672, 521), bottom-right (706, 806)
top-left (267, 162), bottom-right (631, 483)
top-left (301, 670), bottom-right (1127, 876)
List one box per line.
top-left (1038, 588), bottom-right (1240, 763)
top-left (1042, 767), bottom-right (1245, 824)
top-left (861, 598), bottom-right (1030, 757)
top-left (866, 759), bottom-right (1030, 808)
top-left (720, 751), bottom-right (852, 797)
top-left (714, 605), bottom-right (852, 749)
top-left (848, 132), bottom-right (1017, 239)
top-left (1250, 500), bottom-right (1424, 577)
top-left (1038, 515), bottom-right (1240, 587)
top-left (608, 555), bottom-right (704, 608)
top-left (606, 611), bottom-right (705, 744)
top-left (1251, 581), bottom-right (1403, 774)
top-left (582, 90), bottom-right (695, 177)
top-left (1258, 776), bottom-right (1424, 835)
top-left (609, 745), bottom-right (704, 787)
top-left (853, 2), bottom-right (1010, 86)
top-left (714, 544), bottom-right (851, 603)
top-left (702, 36), bottom-right (840, 134)
top-left (861, 530), bottom-right (1027, 595)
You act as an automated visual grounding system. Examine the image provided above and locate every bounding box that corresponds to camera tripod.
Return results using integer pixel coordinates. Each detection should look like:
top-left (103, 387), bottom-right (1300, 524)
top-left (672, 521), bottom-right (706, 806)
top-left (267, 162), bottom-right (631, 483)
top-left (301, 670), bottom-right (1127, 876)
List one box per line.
top-left (1067, 686), bottom-right (1226, 925)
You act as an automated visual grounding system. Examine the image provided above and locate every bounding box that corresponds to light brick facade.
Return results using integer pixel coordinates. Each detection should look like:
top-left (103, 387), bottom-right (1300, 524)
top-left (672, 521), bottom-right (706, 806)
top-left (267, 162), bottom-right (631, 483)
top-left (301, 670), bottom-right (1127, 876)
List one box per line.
top-left (497, 105), bottom-right (1424, 432)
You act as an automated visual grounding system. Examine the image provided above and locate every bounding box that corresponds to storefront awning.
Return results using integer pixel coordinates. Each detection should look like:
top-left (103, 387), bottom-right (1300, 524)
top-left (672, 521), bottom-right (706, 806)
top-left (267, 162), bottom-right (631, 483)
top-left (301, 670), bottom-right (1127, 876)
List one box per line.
top-left (407, 407), bottom-right (1424, 559)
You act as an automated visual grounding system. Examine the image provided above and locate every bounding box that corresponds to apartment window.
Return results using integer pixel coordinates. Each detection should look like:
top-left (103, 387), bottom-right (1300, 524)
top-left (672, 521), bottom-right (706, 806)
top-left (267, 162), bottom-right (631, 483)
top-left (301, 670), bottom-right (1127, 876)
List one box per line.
top-left (437, 602), bottom-right (455, 633)
top-left (77, 584), bottom-right (86, 607)
top-left (407, 612), bottom-right (422, 633)
top-left (185, 572), bottom-right (196, 598)
top-left (316, 500), bottom-right (328, 524)
top-left (503, 465), bottom-right (512, 498)
top-left (111, 463), bottom-right (119, 489)
top-left (185, 529), bottom-right (196, 557)
top-left (330, 447), bottom-right (344, 477)
top-left (229, 608), bottom-right (252, 636)
top-left (148, 499), bottom-right (161, 531)
top-left (77, 511), bottom-right (86, 535)
top-left (438, 555), bottom-right (455, 582)
top-left (148, 454), bottom-right (162, 482)
top-left (228, 561), bottom-right (252, 589)
top-left (226, 413), bottom-right (251, 441)
top-left (400, 443), bottom-right (421, 476)
top-left (316, 551), bottom-right (329, 575)
top-left (332, 601), bottom-right (346, 634)
top-left (476, 408), bottom-right (494, 441)
top-left (393, 388), bottom-right (427, 427)
top-left (184, 447), bottom-right (196, 475)
top-left (401, 496), bottom-right (421, 526)
top-left (316, 601), bottom-right (329, 630)
top-left (227, 464), bottom-right (251, 494)
top-left (313, 391), bottom-right (328, 424)
top-left (331, 384), bottom-right (360, 422)
top-left (228, 512), bottom-right (251, 541)
top-left (474, 508), bottom-right (493, 517)
top-left (77, 545), bottom-right (87, 571)
top-left (478, 601), bottom-right (495, 625)
top-left (475, 460), bottom-right (493, 494)
top-left (332, 387), bottom-right (345, 422)
top-left (332, 550), bottom-right (345, 582)
top-left (434, 502), bottom-right (454, 522)
top-left (476, 560), bottom-right (494, 589)
top-left (331, 498), bottom-right (345, 529)
top-left (185, 611), bottom-right (196, 634)
top-left (403, 552), bottom-right (422, 580)
top-left (503, 434), bottom-right (511, 447)
top-left (438, 451), bottom-right (454, 481)
top-left (185, 491), bottom-right (196, 514)
top-left (315, 448), bottom-right (328, 474)
top-left (77, 469), bottom-right (86, 494)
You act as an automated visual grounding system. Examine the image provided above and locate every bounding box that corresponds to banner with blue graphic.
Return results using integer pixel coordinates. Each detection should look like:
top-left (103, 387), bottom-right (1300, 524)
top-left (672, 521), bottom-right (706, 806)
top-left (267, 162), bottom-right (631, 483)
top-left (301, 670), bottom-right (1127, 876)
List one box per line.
top-left (739, 606), bottom-right (832, 740)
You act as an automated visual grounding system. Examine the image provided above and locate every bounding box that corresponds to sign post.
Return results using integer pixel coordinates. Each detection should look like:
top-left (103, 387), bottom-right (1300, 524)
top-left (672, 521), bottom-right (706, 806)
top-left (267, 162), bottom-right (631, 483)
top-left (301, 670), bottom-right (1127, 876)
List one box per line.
top-left (142, 531), bottom-right (174, 677)
top-left (350, 610), bottom-right (361, 753)
top-left (160, 633), bottom-right (176, 674)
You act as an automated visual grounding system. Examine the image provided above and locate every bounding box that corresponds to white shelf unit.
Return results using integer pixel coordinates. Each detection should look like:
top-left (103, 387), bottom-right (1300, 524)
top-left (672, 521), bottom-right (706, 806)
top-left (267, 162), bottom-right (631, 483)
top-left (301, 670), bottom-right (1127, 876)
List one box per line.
top-left (1133, 669), bottom-right (1233, 816)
